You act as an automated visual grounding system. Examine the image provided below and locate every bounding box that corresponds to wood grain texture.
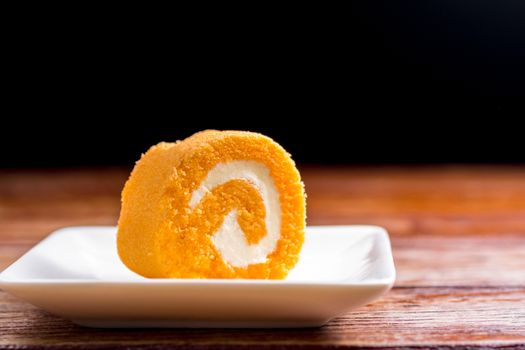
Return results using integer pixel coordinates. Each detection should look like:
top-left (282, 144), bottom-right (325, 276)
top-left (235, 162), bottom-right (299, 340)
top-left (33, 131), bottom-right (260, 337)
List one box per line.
top-left (304, 166), bottom-right (525, 235)
top-left (393, 235), bottom-right (525, 286)
top-left (1, 288), bottom-right (524, 349)
top-left (1, 166), bottom-right (525, 349)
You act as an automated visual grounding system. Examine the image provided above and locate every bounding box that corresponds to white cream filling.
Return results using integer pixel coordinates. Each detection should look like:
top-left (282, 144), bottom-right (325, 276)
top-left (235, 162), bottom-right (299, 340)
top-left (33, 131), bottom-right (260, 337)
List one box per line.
top-left (189, 160), bottom-right (281, 267)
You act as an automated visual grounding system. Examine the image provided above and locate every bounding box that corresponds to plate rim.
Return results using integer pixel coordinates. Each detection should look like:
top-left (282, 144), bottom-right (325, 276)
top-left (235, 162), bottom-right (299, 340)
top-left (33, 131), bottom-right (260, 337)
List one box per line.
top-left (0, 225), bottom-right (396, 288)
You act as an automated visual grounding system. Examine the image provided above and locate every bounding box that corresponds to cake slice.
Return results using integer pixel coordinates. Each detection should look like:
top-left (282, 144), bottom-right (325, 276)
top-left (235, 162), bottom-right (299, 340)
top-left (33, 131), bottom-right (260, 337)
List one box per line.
top-left (117, 130), bottom-right (306, 279)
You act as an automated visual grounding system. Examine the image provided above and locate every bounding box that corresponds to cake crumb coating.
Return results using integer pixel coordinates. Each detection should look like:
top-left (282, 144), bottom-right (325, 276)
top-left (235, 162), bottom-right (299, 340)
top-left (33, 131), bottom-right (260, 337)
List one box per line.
top-left (117, 130), bottom-right (306, 279)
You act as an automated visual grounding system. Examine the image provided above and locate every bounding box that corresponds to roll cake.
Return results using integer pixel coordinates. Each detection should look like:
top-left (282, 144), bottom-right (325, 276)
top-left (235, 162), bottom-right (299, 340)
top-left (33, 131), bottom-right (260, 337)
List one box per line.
top-left (117, 130), bottom-right (306, 279)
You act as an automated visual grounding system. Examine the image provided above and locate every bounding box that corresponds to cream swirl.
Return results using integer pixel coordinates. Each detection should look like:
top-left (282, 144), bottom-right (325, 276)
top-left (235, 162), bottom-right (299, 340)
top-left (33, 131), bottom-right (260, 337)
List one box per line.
top-left (189, 160), bottom-right (281, 267)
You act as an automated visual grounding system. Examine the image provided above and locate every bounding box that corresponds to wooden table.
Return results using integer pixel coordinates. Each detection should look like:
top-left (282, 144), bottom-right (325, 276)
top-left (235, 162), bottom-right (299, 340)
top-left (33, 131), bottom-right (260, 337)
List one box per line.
top-left (1, 166), bottom-right (524, 349)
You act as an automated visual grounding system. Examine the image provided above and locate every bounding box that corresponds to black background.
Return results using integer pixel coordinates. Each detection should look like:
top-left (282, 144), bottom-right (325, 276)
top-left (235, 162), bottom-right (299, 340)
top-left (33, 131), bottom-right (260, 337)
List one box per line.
top-left (3, 1), bottom-right (524, 167)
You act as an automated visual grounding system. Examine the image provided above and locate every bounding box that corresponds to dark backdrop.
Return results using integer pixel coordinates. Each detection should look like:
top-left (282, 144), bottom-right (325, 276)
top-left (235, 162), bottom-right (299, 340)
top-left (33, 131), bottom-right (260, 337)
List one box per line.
top-left (3, 1), bottom-right (524, 167)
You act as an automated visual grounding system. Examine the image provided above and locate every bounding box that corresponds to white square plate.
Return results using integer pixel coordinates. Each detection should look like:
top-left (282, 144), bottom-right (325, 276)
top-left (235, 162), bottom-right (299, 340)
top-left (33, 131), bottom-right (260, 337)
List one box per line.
top-left (0, 225), bottom-right (395, 328)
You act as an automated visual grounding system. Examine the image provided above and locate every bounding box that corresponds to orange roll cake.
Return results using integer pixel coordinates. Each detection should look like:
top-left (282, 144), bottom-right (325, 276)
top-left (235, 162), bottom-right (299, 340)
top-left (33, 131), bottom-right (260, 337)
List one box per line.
top-left (117, 130), bottom-right (306, 279)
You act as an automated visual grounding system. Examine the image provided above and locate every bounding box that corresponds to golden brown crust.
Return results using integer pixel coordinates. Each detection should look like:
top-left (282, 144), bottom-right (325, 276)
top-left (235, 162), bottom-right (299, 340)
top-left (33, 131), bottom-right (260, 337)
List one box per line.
top-left (117, 130), bottom-right (306, 279)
